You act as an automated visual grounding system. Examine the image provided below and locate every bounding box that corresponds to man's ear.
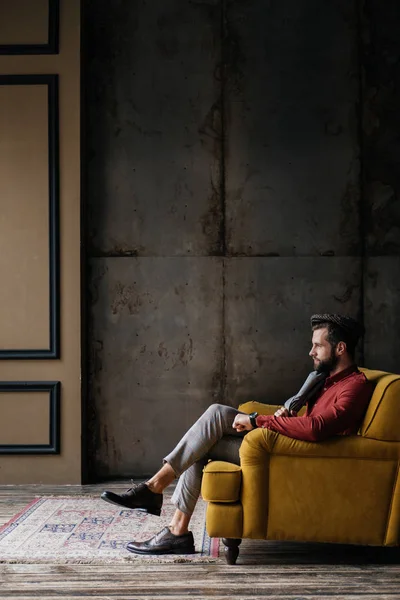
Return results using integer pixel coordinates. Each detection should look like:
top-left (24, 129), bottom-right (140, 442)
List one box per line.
top-left (336, 341), bottom-right (346, 355)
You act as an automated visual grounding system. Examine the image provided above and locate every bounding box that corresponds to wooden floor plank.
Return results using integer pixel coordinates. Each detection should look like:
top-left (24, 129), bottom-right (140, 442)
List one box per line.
top-left (2, 597), bottom-right (399, 600)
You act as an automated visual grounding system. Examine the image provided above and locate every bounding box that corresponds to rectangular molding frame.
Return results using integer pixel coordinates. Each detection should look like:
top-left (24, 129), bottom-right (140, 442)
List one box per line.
top-left (0, 0), bottom-right (59, 55)
top-left (0, 74), bottom-right (60, 359)
top-left (0, 381), bottom-right (61, 454)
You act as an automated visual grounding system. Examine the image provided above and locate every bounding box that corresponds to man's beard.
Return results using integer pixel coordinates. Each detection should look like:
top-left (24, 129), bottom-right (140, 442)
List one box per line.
top-left (314, 347), bottom-right (339, 374)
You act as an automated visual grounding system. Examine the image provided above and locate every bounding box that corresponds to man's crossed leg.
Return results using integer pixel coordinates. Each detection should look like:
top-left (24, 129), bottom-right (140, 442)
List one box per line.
top-left (101, 404), bottom-right (247, 555)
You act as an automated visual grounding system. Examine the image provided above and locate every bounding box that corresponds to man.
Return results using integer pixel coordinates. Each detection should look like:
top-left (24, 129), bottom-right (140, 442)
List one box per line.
top-left (101, 313), bottom-right (373, 555)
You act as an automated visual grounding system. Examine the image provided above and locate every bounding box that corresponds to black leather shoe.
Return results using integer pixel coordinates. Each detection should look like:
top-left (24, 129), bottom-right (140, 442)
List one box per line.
top-left (100, 482), bottom-right (163, 516)
top-left (126, 526), bottom-right (195, 555)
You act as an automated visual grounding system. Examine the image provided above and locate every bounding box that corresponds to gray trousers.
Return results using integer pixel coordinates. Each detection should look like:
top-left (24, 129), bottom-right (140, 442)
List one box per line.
top-left (163, 404), bottom-right (246, 516)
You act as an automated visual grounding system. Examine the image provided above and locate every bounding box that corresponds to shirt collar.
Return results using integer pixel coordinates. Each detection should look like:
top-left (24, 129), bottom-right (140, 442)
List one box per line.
top-left (325, 364), bottom-right (358, 386)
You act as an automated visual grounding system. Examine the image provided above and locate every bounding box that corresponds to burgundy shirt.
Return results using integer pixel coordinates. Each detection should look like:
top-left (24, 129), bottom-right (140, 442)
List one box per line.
top-left (255, 366), bottom-right (373, 442)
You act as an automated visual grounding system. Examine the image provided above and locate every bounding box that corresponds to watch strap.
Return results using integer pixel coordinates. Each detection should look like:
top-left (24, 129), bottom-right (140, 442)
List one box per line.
top-left (249, 411), bottom-right (258, 428)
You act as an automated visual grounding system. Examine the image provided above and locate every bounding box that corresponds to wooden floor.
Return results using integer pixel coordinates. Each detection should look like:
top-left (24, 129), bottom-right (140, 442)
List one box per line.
top-left (0, 483), bottom-right (399, 599)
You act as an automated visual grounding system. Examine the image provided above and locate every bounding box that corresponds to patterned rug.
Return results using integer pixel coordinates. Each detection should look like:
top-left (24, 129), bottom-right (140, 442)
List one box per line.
top-left (0, 496), bottom-right (221, 564)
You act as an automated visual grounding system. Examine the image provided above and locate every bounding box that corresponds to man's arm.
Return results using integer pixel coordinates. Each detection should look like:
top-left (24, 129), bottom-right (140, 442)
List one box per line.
top-left (255, 381), bottom-right (372, 442)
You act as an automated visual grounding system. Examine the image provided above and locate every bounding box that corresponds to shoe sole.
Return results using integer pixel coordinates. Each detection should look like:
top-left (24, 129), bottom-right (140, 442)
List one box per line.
top-left (126, 546), bottom-right (196, 555)
top-left (100, 492), bottom-right (161, 516)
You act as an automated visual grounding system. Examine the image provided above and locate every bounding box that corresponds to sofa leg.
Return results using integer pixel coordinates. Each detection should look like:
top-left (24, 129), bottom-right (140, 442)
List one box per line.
top-left (222, 538), bottom-right (242, 565)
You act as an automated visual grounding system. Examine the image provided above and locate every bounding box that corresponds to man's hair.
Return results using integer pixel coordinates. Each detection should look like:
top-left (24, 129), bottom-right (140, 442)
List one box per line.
top-left (312, 321), bottom-right (357, 358)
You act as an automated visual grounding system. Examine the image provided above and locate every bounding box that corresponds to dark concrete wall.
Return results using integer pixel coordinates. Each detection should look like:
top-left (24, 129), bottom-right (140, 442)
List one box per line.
top-left (362, 0), bottom-right (400, 372)
top-left (84, 0), bottom-right (400, 478)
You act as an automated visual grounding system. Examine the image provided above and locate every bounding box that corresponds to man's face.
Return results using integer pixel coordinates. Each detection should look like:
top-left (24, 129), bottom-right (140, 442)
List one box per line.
top-left (309, 327), bottom-right (338, 374)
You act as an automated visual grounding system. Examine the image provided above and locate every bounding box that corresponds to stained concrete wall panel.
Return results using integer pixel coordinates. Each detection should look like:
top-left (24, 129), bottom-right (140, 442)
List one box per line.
top-left (225, 0), bottom-right (360, 256)
top-left (364, 258), bottom-right (400, 373)
top-left (89, 257), bottom-right (223, 477)
top-left (85, 0), bottom-right (223, 257)
top-left (363, 1), bottom-right (400, 255)
top-left (225, 258), bottom-right (362, 406)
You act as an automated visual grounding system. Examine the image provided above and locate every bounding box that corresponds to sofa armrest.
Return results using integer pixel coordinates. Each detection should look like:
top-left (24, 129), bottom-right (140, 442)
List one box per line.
top-left (239, 427), bottom-right (400, 462)
top-left (266, 430), bottom-right (400, 460)
top-left (239, 401), bottom-right (281, 416)
top-left (239, 401), bottom-right (306, 417)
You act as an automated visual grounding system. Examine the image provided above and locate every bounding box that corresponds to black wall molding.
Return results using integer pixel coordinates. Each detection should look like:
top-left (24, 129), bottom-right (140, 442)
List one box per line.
top-left (0, 74), bottom-right (60, 359)
top-left (0, 0), bottom-right (59, 55)
top-left (0, 381), bottom-right (61, 454)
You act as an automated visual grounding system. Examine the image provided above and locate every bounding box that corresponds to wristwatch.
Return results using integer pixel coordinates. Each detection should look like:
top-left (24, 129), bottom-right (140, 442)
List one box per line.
top-left (249, 411), bottom-right (258, 429)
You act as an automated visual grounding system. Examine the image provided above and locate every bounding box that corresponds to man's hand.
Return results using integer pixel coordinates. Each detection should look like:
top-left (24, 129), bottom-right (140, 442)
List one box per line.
top-left (274, 407), bottom-right (298, 417)
top-left (232, 414), bottom-right (253, 432)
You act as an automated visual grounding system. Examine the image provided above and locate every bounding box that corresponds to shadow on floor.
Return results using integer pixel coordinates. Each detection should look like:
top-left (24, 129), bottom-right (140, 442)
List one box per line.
top-left (238, 539), bottom-right (400, 565)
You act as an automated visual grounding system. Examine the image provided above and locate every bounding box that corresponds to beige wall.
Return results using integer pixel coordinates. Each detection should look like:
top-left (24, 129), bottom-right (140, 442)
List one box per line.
top-left (0, 83), bottom-right (50, 349)
top-left (0, 0), bottom-right (81, 483)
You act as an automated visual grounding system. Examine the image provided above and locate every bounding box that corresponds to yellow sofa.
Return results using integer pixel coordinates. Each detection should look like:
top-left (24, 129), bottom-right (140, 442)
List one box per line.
top-left (201, 368), bottom-right (400, 564)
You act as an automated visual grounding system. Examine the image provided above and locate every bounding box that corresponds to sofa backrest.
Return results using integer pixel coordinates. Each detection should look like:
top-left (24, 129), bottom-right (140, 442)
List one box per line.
top-left (359, 368), bottom-right (400, 442)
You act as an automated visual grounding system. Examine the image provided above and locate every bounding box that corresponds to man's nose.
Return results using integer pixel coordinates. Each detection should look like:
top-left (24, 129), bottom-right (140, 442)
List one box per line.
top-left (309, 348), bottom-right (315, 357)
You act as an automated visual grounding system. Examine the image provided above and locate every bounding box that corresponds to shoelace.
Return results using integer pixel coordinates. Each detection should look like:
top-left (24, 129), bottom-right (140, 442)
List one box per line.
top-left (153, 527), bottom-right (170, 542)
top-left (125, 480), bottom-right (143, 494)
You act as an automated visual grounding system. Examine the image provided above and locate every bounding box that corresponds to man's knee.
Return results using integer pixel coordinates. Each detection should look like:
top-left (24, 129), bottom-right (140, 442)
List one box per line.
top-left (204, 403), bottom-right (232, 418)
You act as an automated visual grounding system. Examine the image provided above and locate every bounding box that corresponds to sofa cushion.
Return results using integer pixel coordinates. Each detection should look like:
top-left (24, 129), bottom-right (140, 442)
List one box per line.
top-left (359, 369), bottom-right (400, 442)
top-left (201, 461), bottom-right (242, 503)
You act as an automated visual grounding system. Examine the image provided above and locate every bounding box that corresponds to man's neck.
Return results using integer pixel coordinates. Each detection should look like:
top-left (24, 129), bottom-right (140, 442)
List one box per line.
top-left (329, 360), bottom-right (356, 378)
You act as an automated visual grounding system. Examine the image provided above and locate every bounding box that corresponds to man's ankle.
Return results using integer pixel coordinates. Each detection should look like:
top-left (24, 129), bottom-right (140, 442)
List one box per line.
top-left (146, 481), bottom-right (163, 495)
top-left (169, 524), bottom-right (189, 536)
